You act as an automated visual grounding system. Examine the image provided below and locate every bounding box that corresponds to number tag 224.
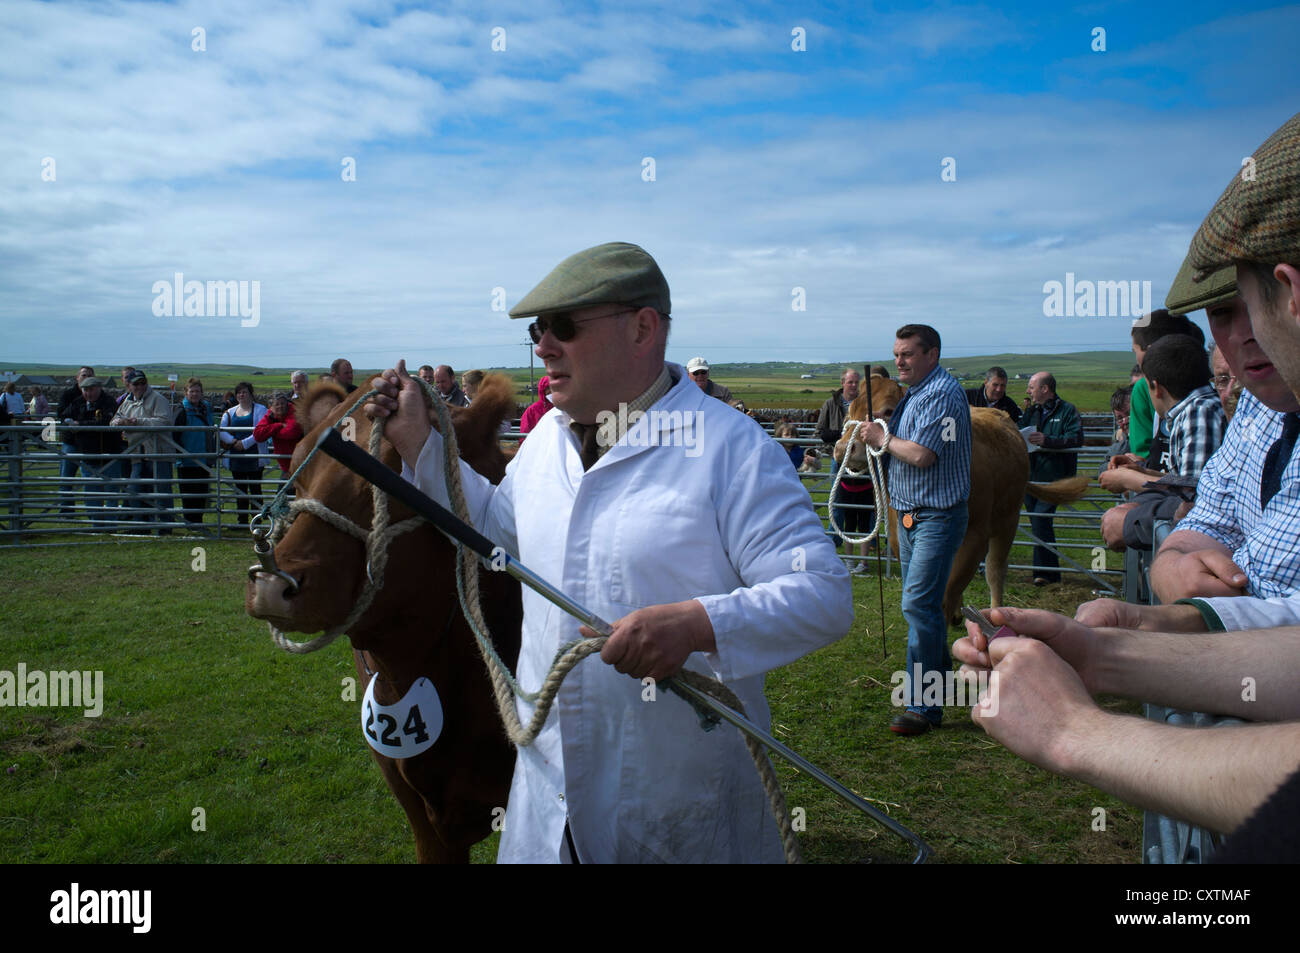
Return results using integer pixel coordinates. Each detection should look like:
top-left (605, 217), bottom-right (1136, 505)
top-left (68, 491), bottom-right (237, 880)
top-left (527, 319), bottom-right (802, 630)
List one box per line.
top-left (361, 675), bottom-right (444, 758)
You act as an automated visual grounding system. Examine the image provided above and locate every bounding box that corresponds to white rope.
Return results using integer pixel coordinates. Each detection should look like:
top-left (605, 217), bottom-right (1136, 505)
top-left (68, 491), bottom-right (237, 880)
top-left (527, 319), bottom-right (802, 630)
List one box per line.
top-left (826, 417), bottom-right (891, 547)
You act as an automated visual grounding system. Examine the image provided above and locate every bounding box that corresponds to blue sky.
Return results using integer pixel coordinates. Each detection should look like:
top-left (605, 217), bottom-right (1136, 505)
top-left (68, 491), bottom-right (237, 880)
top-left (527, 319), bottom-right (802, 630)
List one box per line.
top-left (4, 0), bottom-right (1298, 371)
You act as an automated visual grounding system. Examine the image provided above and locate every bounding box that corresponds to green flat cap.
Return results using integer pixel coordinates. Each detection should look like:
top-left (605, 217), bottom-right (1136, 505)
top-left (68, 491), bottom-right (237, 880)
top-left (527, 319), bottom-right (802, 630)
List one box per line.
top-left (1166, 255), bottom-right (1236, 315)
top-left (1189, 112), bottom-right (1300, 279)
top-left (508, 242), bottom-right (670, 319)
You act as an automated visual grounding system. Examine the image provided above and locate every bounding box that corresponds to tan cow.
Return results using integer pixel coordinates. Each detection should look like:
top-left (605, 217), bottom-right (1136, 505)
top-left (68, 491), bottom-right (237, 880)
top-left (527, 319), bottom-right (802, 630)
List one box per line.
top-left (247, 375), bottom-right (523, 863)
top-left (836, 378), bottom-right (1089, 626)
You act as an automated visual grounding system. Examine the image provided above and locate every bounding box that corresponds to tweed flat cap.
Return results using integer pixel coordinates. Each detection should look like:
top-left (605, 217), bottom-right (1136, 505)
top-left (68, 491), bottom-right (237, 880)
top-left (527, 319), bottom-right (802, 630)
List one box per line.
top-left (79, 377), bottom-right (105, 389)
top-left (1189, 112), bottom-right (1300, 280)
top-left (1166, 255), bottom-right (1236, 315)
top-left (508, 242), bottom-right (670, 319)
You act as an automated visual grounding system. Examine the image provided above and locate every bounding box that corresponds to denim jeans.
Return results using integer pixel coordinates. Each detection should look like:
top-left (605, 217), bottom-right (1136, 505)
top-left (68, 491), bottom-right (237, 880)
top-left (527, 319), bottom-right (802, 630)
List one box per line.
top-left (1024, 494), bottom-right (1059, 583)
top-left (79, 457), bottom-right (122, 528)
top-left (898, 503), bottom-right (969, 725)
top-left (60, 442), bottom-right (79, 513)
top-left (126, 458), bottom-right (174, 526)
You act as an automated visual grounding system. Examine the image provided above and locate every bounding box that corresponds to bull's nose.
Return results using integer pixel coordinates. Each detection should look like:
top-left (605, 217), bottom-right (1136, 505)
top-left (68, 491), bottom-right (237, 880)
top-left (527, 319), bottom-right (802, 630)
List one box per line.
top-left (249, 572), bottom-right (300, 620)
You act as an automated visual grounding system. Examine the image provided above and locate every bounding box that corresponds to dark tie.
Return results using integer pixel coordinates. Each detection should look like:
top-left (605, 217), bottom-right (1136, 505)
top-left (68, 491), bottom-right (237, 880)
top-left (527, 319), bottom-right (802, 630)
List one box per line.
top-left (1260, 413), bottom-right (1300, 509)
top-left (571, 422), bottom-right (602, 471)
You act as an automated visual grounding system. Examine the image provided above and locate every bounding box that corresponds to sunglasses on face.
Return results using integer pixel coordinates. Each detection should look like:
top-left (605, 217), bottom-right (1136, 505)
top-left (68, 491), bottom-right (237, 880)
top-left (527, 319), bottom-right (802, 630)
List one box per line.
top-left (528, 308), bottom-right (637, 345)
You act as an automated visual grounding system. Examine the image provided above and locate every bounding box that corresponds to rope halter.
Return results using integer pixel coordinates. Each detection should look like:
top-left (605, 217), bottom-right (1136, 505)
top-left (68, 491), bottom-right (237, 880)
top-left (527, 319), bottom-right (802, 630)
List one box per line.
top-left (251, 388), bottom-right (424, 654)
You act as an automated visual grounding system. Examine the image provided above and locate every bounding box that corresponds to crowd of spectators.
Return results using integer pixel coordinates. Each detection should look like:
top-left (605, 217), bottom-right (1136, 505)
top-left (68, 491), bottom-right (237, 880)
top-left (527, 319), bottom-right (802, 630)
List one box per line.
top-left (8, 357), bottom-right (505, 532)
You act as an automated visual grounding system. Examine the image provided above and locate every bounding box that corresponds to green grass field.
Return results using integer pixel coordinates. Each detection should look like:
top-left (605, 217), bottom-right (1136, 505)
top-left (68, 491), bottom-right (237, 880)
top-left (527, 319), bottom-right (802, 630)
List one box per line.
top-left (1, 508), bottom-right (1138, 863)
top-left (14, 351), bottom-right (1137, 414)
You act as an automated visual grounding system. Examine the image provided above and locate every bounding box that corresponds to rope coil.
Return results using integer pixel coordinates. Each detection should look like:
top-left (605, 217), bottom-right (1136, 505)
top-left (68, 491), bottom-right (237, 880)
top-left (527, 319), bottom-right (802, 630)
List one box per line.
top-left (826, 417), bottom-right (891, 547)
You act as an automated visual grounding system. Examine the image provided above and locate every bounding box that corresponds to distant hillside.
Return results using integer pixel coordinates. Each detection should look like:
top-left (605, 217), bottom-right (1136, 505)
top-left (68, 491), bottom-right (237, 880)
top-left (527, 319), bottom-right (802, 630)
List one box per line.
top-left (5, 351), bottom-right (1136, 385)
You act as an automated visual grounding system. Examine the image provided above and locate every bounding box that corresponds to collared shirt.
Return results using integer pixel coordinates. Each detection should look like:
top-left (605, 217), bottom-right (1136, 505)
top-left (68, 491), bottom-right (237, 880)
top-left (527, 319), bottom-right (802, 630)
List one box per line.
top-left (570, 365), bottom-right (673, 462)
top-left (1165, 384), bottom-right (1226, 478)
top-left (888, 364), bottom-right (971, 510)
top-left (1179, 390), bottom-right (1300, 599)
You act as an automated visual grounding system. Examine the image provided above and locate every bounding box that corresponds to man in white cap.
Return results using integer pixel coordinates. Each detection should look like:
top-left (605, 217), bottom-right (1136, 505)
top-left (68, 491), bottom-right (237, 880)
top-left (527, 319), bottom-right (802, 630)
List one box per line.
top-left (685, 356), bottom-right (735, 404)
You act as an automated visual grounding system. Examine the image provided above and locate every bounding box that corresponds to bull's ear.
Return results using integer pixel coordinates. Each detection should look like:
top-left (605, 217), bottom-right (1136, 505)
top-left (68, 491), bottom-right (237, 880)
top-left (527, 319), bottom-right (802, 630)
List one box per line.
top-left (301, 381), bottom-right (346, 432)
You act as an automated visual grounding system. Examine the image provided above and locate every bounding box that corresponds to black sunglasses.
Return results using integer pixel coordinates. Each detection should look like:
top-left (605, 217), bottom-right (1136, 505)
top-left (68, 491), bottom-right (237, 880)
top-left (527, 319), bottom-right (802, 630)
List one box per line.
top-left (528, 308), bottom-right (637, 344)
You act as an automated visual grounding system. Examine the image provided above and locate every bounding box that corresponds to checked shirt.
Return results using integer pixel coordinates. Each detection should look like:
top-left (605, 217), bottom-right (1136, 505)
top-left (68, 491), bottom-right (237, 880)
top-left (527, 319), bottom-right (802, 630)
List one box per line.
top-left (887, 364), bottom-right (971, 511)
top-left (1179, 390), bottom-right (1300, 599)
top-left (1165, 384), bottom-right (1227, 478)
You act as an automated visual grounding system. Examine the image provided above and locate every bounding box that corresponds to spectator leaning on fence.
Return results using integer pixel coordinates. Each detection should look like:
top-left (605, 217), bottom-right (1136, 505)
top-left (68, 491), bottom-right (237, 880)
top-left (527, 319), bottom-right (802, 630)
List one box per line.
top-left (1099, 334), bottom-right (1226, 551)
top-left (815, 368), bottom-right (860, 446)
top-left (433, 365), bottom-right (470, 407)
top-left (685, 357), bottom-right (735, 403)
top-left (27, 386), bottom-right (49, 417)
top-left (1020, 371), bottom-right (1083, 585)
top-left (331, 358), bottom-right (357, 393)
top-left (1209, 343), bottom-right (1240, 420)
top-left (67, 377), bottom-right (124, 528)
top-left (111, 370), bottom-right (175, 532)
top-left (1097, 386), bottom-right (1131, 476)
top-left (1128, 310), bottom-right (1205, 461)
top-left (220, 382), bottom-right (269, 526)
top-left (173, 378), bottom-right (216, 527)
top-left (462, 369), bottom-right (485, 403)
top-left (1, 382), bottom-right (24, 417)
top-left (965, 366), bottom-right (1022, 424)
top-left (254, 392), bottom-right (304, 477)
top-left (115, 367), bottom-right (136, 406)
top-left (56, 366), bottom-right (95, 515)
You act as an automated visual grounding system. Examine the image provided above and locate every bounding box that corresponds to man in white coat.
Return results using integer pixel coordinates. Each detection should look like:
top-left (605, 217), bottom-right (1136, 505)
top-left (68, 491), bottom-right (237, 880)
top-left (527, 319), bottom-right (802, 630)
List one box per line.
top-left (367, 242), bottom-right (853, 863)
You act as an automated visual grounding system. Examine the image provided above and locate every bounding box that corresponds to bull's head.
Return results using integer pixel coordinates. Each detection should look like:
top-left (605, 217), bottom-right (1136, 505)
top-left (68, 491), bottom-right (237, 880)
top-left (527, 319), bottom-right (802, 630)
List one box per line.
top-left (834, 375), bottom-right (904, 473)
top-left (245, 377), bottom-right (514, 651)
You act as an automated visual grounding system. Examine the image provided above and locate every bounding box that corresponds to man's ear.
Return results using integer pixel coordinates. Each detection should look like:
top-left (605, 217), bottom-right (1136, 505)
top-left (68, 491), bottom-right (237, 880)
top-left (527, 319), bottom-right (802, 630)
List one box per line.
top-left (630, 306), bottom-right (662, 356)
top-left (1276, 264), bottom-right (1300, 329)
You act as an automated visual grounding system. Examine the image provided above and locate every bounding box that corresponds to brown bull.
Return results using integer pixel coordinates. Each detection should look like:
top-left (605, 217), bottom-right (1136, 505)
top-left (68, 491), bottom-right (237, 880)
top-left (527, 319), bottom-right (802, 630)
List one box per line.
top-left (246, 375), bottom-right (522, 863)
top-left (836, 378), bottom-right (1089, 626)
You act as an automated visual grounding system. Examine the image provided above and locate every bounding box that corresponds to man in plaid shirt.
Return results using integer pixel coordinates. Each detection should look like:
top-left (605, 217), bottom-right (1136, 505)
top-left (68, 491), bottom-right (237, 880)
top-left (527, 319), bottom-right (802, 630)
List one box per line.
top-left (1101, 335), bottom-right (1226, 550)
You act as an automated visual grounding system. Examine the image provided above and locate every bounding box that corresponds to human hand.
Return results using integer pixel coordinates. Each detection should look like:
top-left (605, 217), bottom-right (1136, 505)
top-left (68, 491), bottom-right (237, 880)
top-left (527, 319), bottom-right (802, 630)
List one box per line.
top-left (1027, 431), bottom-right (1045, 446)
top-left (1150, 549), bottom-right (1247, 602)
top-left (860, 420), bottom-right (886, 450)
top-left (972, 638), bottom-right (1103, 775)
top-left (363, 359), bottom-right (431, 466)
top-left (588, 599), bottom-right (716, 682)
top-left (1075, 597), bottom-right (1207, 633)
top-left (956, 606), bottom-right (1103, 693)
